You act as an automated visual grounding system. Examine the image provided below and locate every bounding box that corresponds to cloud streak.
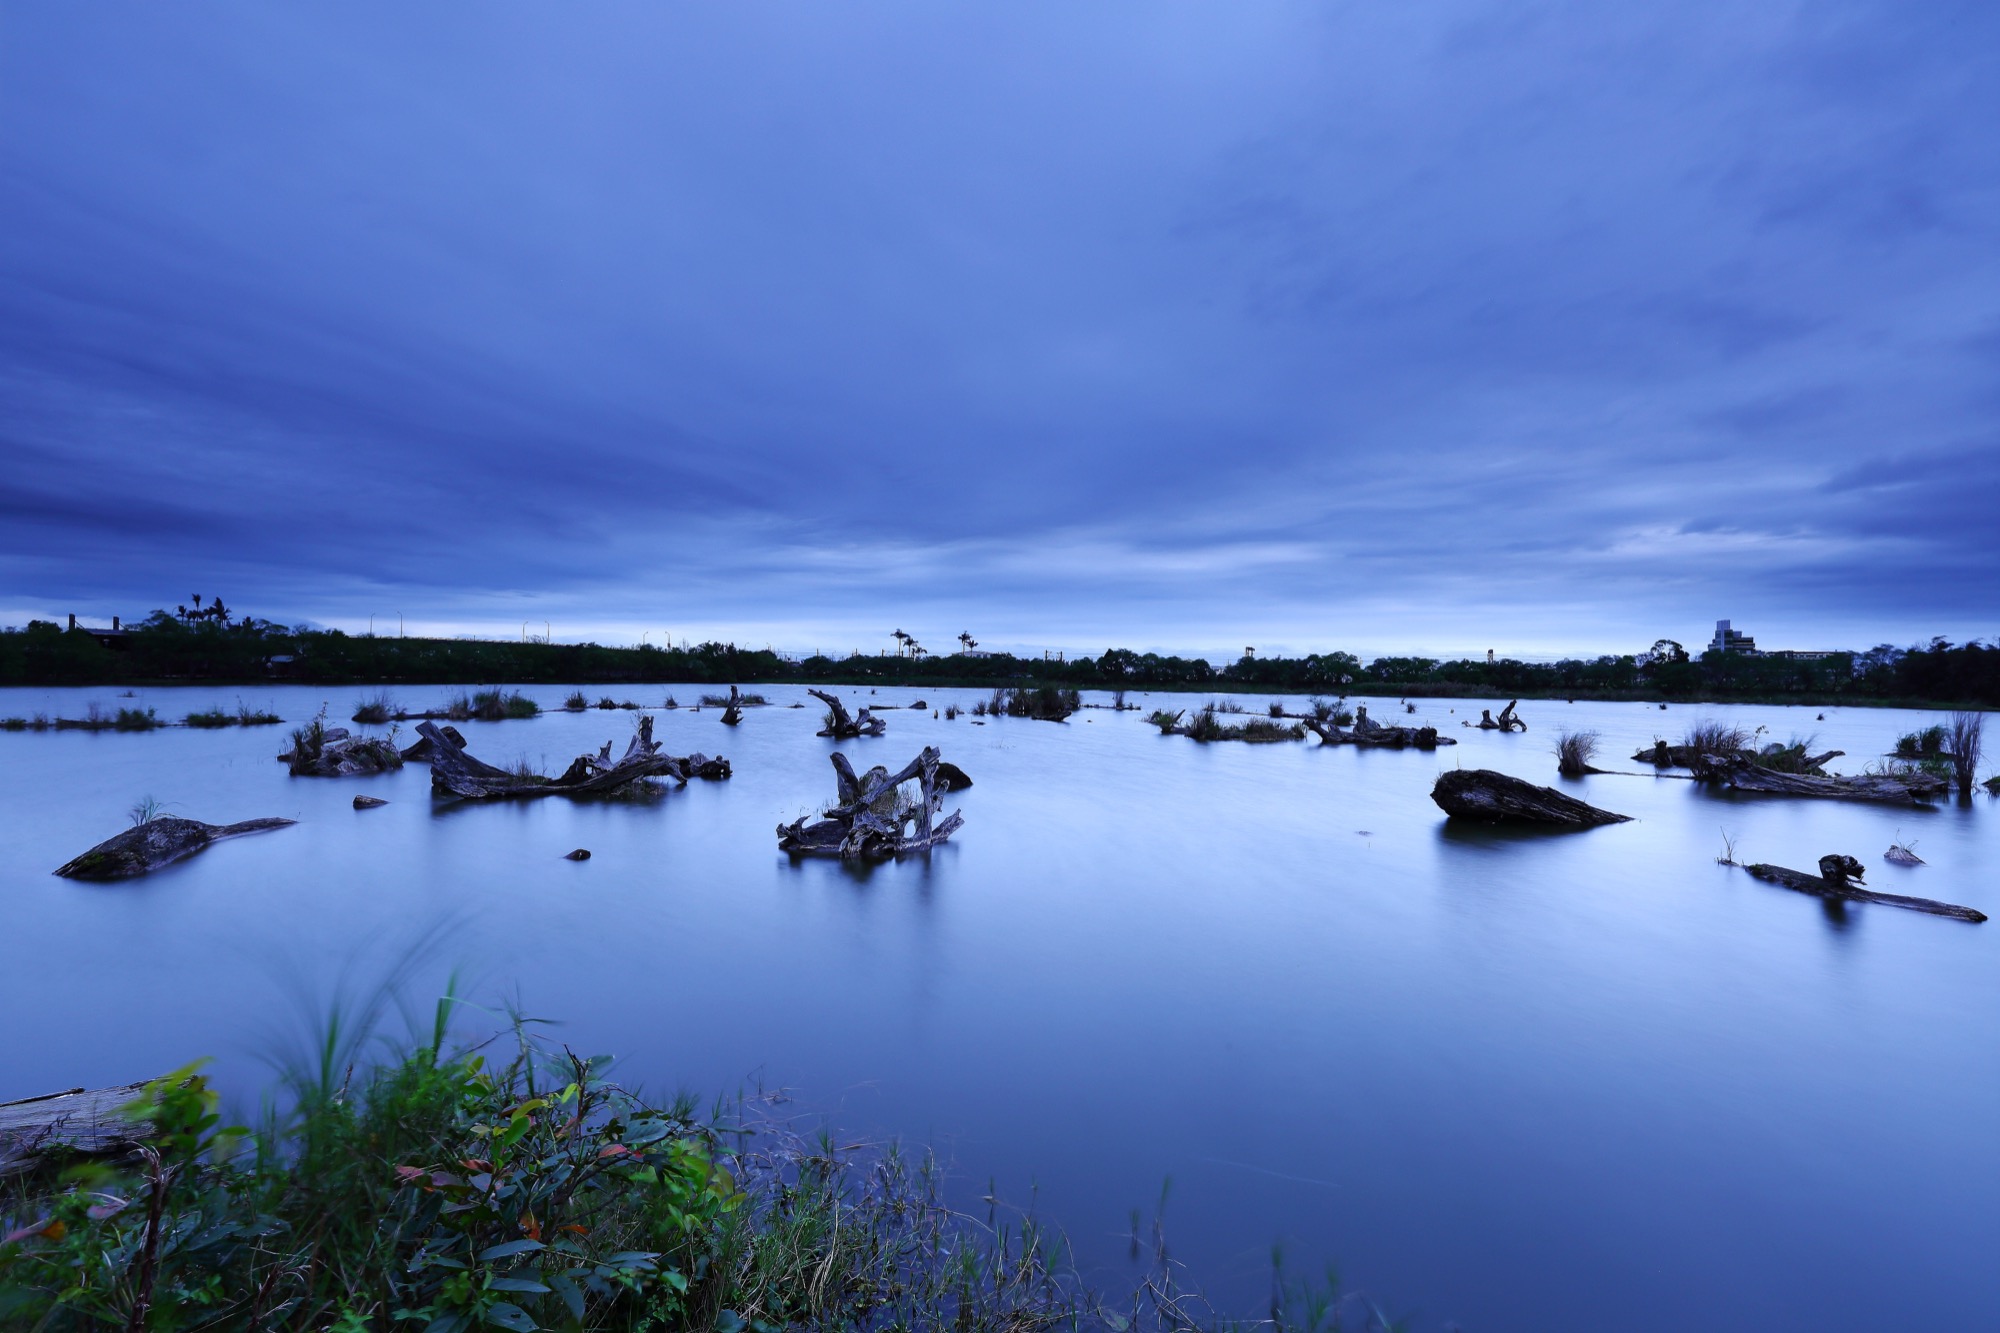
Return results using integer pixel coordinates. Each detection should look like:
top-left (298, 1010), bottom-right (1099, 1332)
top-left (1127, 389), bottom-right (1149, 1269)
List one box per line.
top-left (2, 1), bottom-right (1996, 657)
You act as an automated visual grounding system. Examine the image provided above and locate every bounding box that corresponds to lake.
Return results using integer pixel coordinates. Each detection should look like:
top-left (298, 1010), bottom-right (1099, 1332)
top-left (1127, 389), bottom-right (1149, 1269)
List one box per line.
top-left (3, 684), bottom-right (1994, 1331)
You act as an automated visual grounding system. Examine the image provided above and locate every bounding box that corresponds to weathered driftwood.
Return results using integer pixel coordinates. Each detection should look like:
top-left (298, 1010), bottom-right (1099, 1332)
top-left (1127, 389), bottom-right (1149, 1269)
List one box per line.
top-left (1431, 769), bottom-right (1631, 826)
top-left (419, 718), bottom-right (727, 801)
top-left (721, 686), bottom-right (744, 727)
top-left (54, 815), bottom-right (296, 880)
top-left (1475, 700), bottom-right (1527, 732)
top-left (1305, 704), bottom-right (1456, 750)
top-left (1636, 740), bottom-right (1843, 772)
top-left (810, 689), bottom-right (885, 739)
top-left (1743, 858), bottom-right (1985, 923)
top-left (400, 724), bottom-right (469, 762)
top-left (1, 1081), bottom-right (162, 1177)
top-left (1637, 740), bottom-right (1741, 767)
top-left (1691, 752), bottom-right (1946, 804)
top-left (281, 726), bottom-right (404, 777)
top-left (1885, 842), bottom-right (1925, 866)
top-left (777, 747), bottom-right (964, 859)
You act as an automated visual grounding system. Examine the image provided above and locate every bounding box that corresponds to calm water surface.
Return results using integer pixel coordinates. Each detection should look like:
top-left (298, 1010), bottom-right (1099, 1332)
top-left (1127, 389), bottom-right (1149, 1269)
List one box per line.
top-left (3, 685), bottom-right (1995, 1331)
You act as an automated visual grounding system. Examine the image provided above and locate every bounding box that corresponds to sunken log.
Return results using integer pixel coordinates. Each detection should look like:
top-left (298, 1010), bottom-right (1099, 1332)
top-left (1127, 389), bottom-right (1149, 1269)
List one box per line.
top-left (1, 1080), bottom-right (164, 1178)
top-left (54, 815), bottom-right (296, 880)
top-left (810, 688), bottom-right (886, 739)
top-left (1743, 859), bottom-right (1985, 923)
top-left (281, 725), bottom-right (403, 777)
top-left (1475, 700), bottom-right (1527, 732)
top-left (419, 718), bottom-right (726, 801)
top-left (1691, 752), bottom-right (1947, 803)
top-left (721, 685), bottom-right (744, 726)
top-left (777, 746), bottom-right (964, 859)
top-left (400, 724), bottom-right (469, 762)
top-left (1431, 769), bottom-right (1631, 826)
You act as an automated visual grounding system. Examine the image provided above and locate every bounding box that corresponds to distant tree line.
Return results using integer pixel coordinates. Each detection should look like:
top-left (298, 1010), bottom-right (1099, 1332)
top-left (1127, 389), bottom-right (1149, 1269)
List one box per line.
top-left (2, 612), bottom-right (1997, 706)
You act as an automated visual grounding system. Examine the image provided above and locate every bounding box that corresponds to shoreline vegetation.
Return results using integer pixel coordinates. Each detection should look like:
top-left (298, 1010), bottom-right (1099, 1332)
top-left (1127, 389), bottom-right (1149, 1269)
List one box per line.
top-left (5, 616), bottom-right (2000, 710)
top-left (0, 1011), bottom-right (1402, 1333)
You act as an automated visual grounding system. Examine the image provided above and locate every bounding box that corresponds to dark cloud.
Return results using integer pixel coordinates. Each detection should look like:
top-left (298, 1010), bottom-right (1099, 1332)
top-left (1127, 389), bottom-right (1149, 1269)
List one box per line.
top-left (1, 0), bottom-right (1996, 655)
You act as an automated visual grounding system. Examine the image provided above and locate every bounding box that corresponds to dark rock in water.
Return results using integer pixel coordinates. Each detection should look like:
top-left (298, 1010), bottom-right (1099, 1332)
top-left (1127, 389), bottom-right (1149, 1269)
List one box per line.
top-left (1817, 853), bottom-right (1865, 885)
top-left (353, 795), bottom-right (388, 809)
top-left (935, 761), bottom-right (973, 792)
top-left (1431, 769), bottom-right (1631, 827)
top-left (910, 700), bottom-right (927, 710)
top-left (400, 724), bottom-right (468, 762)
top-left (55, 815), bottom-right (296, 880)
top-left (565, 848), bottom-right (591, 861)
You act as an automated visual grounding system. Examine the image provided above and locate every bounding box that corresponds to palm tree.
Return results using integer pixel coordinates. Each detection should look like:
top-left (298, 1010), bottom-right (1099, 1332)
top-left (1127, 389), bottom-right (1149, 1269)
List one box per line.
top-left (958, 631), bottom-right (977, 653)
top-left (892, 629), bottom-right (910, 656)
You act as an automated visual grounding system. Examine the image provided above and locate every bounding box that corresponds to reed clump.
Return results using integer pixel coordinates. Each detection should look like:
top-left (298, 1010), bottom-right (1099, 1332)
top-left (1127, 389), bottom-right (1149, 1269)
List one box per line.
top-left (1003, 685), bottom-right (1081, 722)
top-left (1947, 711), bottom-right (1985, 798)
top-left (1308, 696), bottom-right (1354, 727)
top-left (351, 691), bottom-right (400, 724)
top-left (564, 690), bottom-right (590, 711)
top-left (447, 689), bottom-right (541, 722)
top-left (1180, 705), bottom-right (1303, 743)
top-left (1683, 719), bottom-right (1752, 756)
top-left (184, 700), bottom-right (284, 728)
top-left (1554, 728), bottom-right (1600, 776)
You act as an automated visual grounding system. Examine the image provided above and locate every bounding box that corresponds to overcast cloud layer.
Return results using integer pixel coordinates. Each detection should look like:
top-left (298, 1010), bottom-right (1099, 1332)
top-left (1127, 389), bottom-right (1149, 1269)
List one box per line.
top-left (3, 2), bottom-right (1997, 658)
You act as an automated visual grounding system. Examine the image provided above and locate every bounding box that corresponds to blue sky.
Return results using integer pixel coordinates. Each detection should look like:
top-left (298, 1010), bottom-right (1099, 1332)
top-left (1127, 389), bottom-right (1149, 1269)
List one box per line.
top-left (3, 2), bottom-right (1996, 660)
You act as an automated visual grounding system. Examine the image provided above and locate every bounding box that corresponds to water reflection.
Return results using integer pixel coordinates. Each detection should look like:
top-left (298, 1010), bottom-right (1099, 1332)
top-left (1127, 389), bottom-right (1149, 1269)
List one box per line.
top-left (0, 684), bottom-right (1995, 1333)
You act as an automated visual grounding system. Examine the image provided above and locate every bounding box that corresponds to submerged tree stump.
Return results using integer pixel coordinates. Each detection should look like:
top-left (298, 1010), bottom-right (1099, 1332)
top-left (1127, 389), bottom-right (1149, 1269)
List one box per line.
top-left (0, 1081), bottom-right (163, 1178)
top-left (1691, 752), bottom-right (1946, 804)
top-left (777, 747), bottom-right (964, 858)
top-left (419, 718), bottom-right (727, 800)
top-left (721, 686), bottom-right (745, 726)
top-left (54, 815), bottom-right (296, 880)
top-left (810, 689), bottom-right (885, 739)
top-left (1475, 700), bottom-right (1527, 732)
top-left (1431, 769), bottom-right (1631, 826)
top-left (280, 725), bottom-right (403, 777)
top-left (1742, 858), bottom-right (1984, 923)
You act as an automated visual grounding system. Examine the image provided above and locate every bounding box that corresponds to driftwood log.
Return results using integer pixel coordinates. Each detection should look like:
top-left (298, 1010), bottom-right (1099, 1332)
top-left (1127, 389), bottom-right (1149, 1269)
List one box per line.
top-left (777, 747), bottom-right (964, 858)
top-left (1637, 741), bottom-right (1843, 772)
top-left (1742, 857), bottom-right (1985, 923)
top-left (54, 815), bottom-right (296, 880)
top-left (810, 689), bottom-right (885, 739)
top-left (419, 718), bottom-right (727, 801)
top-left (1432, 769), bottom-right (1631, 826)
top-left (0, 1081), bottom-right (163, 1178)
top-left (400, 724), bottom-right (469, 761)
top-left (721, 686), bottom-right (744, 726)
top-left (1305, 704), bottom-right (1457, 750)
top-left (1474, 700), bottom-right (1527, 732)
top-left (1692, 752), bottom-right (1946, 804)
top-left (281, 726), bottom-right (403, 776)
